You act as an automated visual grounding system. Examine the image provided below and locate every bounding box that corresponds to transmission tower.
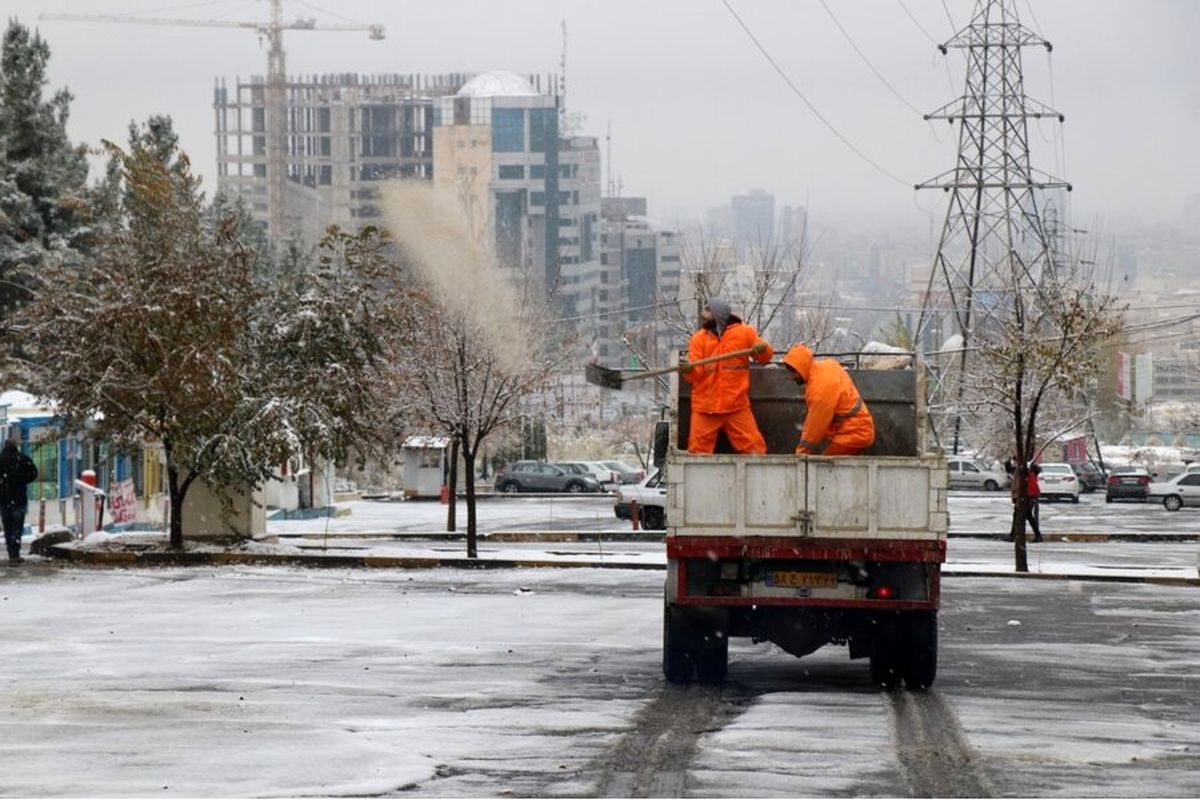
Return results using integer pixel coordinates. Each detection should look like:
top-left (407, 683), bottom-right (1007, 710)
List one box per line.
top-left (915, 0), bottom-right (1070, 453)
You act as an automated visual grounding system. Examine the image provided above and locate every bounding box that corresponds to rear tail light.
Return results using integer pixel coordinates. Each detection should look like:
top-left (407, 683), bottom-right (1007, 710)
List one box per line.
top-left (868, 586), bottom-right (895, 599)
top-left (1107, 476), bottom-right (1120, 485)
top-left (1139, 476), bottom-right (1151, 485)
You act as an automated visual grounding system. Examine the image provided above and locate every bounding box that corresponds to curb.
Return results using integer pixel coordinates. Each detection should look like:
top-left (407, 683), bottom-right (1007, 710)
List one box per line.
top-left (270, 530), bottom-right (1200, 544)
top-left (45, 545), bottom-right (1197, 585)
top-left (44, 545), bottom-right (663, 571)
top-left (275, 530), bottom-right (664, 543)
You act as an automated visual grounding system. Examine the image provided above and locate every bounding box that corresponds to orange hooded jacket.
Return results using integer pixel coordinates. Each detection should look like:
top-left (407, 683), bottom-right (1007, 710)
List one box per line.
top-left (684, 317), bottom-right (773, 415)
top-left (783, 344), bottom-right (875, 454)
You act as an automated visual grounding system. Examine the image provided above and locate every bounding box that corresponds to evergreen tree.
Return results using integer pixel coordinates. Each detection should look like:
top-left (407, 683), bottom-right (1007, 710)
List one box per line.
top-left (0, 19), bottom-right (89, 317)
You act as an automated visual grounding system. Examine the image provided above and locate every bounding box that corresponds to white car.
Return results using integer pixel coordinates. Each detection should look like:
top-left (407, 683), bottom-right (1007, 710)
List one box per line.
top-left (946, 459), bottom-right (1010, 491)
top-left (1148, 472), bottom-right (1200, 511)
top-left (613, 470), bottom-right (666, 529)
top-left (1037, 462), bottom-right (1080, 503)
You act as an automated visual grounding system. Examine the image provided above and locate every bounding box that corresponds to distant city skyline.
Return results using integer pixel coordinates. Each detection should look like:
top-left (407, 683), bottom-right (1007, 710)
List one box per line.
top-left (9, 0), bottom-right (1200, 231)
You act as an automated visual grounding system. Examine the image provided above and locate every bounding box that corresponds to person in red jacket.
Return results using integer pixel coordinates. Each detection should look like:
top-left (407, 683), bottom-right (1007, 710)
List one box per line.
top-left (682, 298), bottom-right (772, 454)
top-left (781, 344), bottom-right (875, 455)
top-left (1013, 462), bottom-right (1043, 542)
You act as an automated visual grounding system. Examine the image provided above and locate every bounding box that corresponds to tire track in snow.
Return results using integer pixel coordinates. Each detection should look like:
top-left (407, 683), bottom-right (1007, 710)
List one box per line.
top-left (592, 684), bottom-right (738, 797)
top-left (887, 690), bottom-right (993, 797)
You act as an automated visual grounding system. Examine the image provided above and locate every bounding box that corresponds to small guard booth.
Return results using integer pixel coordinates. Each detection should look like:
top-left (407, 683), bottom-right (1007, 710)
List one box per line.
top-left (401, 436), bottom-right (449, 499)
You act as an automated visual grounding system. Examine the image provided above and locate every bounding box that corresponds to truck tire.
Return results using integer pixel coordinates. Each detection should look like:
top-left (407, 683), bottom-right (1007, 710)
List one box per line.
top-left (901, 611), bottom-right (938, 690)
top-left (869, 620), bottom-right (903, 689)
top-left (663, 605), bottom-right (696, 684)
top-left (642, 506), bottom-right (665, 530)
top-left (696, 634), bottom-right (728, 685)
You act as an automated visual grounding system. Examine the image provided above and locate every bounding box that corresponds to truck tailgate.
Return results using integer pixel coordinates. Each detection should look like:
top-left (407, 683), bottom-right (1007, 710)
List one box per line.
top-left (666, 454), bottom-right (947, 541)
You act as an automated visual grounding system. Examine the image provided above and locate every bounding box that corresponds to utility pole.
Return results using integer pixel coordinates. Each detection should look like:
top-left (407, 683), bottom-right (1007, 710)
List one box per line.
top-left (915, 0), bottom-right (1069, 453)
top-left (41, 2), bottom-right (384, 242)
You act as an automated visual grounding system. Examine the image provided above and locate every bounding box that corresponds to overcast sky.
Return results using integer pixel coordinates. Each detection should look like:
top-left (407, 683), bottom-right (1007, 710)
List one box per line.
top-left (9, 0), bottom-right (1200, 231)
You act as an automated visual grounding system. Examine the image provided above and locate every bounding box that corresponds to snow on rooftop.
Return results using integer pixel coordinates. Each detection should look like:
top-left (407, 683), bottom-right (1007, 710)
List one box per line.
top-left (403, 436), bottom-right (450, 449)
top-left (0, 389), bottom-right (56, 418)
top-left (456, 71), bottom-right (538, 98)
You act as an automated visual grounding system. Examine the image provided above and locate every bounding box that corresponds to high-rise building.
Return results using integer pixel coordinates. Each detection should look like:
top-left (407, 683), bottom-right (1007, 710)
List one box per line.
top-left (731, 189), bottom-right (775, 257)
top-left (432, 71), bottom-right (600, 317)
top-left (214, 72), bottom-right (469, 244)
top-left (599, 197), bottom-right (681, 366)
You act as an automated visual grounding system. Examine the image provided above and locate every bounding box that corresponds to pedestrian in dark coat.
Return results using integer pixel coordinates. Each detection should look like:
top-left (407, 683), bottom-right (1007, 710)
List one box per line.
top-left (0, 438), bottom-right (39, 562)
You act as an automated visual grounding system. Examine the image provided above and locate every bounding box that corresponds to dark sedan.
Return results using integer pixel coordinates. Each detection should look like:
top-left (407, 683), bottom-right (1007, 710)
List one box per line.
top-left (1105, 465), bottom-right (1151, 503)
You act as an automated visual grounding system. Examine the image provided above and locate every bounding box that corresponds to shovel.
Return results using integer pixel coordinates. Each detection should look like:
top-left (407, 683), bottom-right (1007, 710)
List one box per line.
top-left (585, 347), bottom-right (760, 390)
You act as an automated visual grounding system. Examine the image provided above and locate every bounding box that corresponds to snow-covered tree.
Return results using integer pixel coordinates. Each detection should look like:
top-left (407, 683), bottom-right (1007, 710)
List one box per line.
top-left (952, 260), bottom-right (1124, 572)
top-left (379, 182), bottom-right (571, 557)
top-left (0, 19), bottom-right (90, 317)
top-left (8, 140), bottom-right (389, 548)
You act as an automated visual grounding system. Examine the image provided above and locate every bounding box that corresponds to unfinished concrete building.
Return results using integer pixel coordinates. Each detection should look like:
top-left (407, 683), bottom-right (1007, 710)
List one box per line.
top-left (213, 72), bottom-right (469, 245)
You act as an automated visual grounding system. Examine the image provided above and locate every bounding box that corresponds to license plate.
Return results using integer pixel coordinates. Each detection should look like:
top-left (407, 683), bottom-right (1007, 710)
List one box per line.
top-left (1120, 478), bottom-right (1139, 484)
top-left (765, 571), bottom-right (838, 589)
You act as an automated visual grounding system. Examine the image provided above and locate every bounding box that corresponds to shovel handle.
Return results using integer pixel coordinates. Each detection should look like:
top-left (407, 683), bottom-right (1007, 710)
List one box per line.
top-left (620, 346), bottom-right (760, 383)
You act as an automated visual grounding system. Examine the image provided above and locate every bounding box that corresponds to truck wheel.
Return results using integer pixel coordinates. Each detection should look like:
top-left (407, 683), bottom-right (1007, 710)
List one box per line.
top-left (870, 650), bottom-right (901, 689)
top-left (663, 606), bottom-right (695, 684)
top-left (696, 632), bottom-right (729, 685)
top-left (642, 506), bottom-right (665, 530)
top-left (901, 611), bottom-right (938, 690)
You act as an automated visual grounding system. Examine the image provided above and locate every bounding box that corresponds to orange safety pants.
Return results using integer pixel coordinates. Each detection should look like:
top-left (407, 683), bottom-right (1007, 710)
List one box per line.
top-left (688, 407), bottom-right (767, 454)
top-left (796, 425), bottom-right (874, 456)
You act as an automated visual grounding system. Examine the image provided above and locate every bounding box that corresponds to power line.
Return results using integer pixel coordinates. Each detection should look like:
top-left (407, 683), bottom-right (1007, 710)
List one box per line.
top-left (896, 0), bottom-right (940, 44)
top-left (817, 0), bottom-right (924, 116)
top-left (718, 0), bottom-right (911, 188)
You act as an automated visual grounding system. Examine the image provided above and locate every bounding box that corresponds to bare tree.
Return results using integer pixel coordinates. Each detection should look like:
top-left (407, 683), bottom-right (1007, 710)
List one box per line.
top-left (953, 261), bottom-right (1124, 571)
top-left (385, 290), bottom-right (568, 557)
top-left (659, 223), bottom-right (817, 350)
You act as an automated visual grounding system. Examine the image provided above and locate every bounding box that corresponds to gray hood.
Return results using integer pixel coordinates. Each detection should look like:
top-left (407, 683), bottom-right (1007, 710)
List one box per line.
top-left (707, 297), bottom-right (733, 335)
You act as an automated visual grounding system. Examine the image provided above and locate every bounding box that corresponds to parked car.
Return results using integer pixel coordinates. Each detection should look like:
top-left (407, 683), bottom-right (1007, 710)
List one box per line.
top-left (946, 459), bottom-right (1010, 491)
top-left (601, 460), bottom-right (645, 484)
top-left (1148, 472), bottom-right (1200, 511)
top-left (557, 461), bottom-right (618, 492)
top-left (494, 461), bottom-right (600, 493)
top-left (1069, 461), bottom-right (1106, 493)
top-left (1105, 465), bottom-right (1151, 503)
top-left (613, 469), bottom-right (666, 529)
top-left (1037, 462), bottom-right (1080, 503)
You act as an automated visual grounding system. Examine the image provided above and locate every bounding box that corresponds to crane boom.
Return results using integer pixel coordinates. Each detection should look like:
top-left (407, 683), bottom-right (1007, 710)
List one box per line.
top-left (38, 3), bottom-right (386, 241)
top-left (38, 13), bottom-right (384, 38)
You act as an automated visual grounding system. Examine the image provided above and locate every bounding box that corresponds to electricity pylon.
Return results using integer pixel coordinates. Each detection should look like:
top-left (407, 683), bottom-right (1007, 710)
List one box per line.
top-left (915, 0), bottom-right (1070, 453)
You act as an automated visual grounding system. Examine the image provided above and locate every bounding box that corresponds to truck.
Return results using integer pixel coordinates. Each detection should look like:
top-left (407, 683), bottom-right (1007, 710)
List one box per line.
top-left (660, 354), bottom-right (947, 689)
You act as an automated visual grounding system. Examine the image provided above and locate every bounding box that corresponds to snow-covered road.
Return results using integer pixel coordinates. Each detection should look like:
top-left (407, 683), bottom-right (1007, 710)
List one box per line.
top-left (2, 565), bottom-right (1197, 797)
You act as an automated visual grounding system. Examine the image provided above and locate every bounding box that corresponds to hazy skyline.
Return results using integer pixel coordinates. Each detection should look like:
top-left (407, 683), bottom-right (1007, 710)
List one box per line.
top-left (9, 0), bottom-right (1200, 232)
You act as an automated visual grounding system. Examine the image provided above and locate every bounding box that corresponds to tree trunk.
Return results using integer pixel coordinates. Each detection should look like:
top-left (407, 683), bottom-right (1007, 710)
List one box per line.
top-left (1011, 472), bottom-right (1030, 573)
top-left (163, 445), bottom-right (187, 550)
top-left (462, 436), bottom-right (477, 559)
top-left (446, 437), bottom-right (459, 532)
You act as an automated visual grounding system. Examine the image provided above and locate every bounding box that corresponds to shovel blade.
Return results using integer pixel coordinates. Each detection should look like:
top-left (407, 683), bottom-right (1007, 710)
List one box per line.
top-left (585, 362), bottom-right (625, 390)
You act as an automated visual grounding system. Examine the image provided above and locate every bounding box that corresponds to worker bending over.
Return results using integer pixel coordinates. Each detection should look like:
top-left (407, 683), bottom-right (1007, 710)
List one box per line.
top-left (683, 298), bottom-right (773, 454)
top-left (782, 344), bottom-right (875, 456)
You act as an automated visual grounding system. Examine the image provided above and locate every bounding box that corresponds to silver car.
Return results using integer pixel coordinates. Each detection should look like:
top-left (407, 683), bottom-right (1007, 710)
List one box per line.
top-left (946, 459), bottom-right (1010, 491)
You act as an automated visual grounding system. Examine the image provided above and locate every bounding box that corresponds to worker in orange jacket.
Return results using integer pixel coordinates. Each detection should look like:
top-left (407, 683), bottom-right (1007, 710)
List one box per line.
top-left (781, 344), bottom-right (875, 456)
top-left (683, 298), bottom-right (773, 454)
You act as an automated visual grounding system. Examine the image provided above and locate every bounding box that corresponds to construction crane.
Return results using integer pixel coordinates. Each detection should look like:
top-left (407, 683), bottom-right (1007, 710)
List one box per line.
top-left (40, 0), bottom-right (385, 241)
